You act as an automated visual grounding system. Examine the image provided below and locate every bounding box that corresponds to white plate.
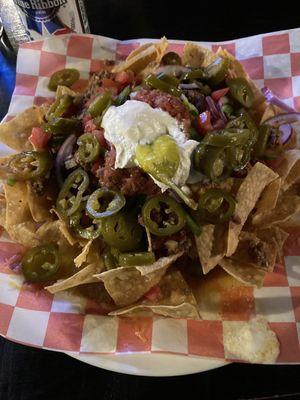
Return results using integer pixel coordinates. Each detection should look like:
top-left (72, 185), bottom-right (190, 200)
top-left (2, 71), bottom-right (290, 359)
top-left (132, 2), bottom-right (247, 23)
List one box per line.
top-left (70, 353), bottom-right (228, 376)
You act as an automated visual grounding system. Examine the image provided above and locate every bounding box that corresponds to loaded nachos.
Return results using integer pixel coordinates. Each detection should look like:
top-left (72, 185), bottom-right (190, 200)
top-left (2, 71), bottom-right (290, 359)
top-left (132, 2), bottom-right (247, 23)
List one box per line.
top-left (1, 37), bottom-right (300, 325)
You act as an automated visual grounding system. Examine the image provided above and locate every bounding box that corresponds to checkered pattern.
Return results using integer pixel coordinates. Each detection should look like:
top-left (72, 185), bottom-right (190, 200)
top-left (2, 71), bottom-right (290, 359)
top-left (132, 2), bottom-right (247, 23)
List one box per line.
top-left (1, 30), bottom-right (300, 363)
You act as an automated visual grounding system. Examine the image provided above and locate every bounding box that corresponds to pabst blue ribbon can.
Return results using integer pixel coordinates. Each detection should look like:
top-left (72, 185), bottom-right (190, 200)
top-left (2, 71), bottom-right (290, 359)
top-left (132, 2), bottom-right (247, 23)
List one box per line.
top-left (13, 0), bottom-right (90, 39)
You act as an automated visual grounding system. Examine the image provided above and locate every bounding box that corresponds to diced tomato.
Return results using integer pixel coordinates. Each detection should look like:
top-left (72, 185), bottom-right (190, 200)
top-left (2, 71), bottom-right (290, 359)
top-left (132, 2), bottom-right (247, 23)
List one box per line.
top-left (196, 111), bottom-right (213, 135)
top-left (92, 129), bottom-right (108, 149)
top-left (84, 118), bottom-right (97, 132)
top-left (144, 285), bottom-right (162, 302)
top-left (29, 127), bottom-right (51, 150)
top-left (115, 71), bottom-right (134, 85)
top-left (211, 88), bottom-right (229, 102)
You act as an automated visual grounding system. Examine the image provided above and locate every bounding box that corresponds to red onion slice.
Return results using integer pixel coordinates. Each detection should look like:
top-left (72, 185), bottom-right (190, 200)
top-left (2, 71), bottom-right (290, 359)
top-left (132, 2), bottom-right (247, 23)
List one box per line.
top-left (262, 87), bottom-right (296, 113)
top-left (55, 134), bottom-right (77, 187)
top-left (279, 124), bottom-right (293, 144)
top-left (205, 96), bottom-right (219, 120)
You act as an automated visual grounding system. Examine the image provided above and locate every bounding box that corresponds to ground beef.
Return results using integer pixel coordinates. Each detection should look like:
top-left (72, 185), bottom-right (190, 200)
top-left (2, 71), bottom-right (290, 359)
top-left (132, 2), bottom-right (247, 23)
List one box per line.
top-left (134, 88), bottom-right (191, 133)
top-left (151, 228), bottom-right (192, 257)
top-left (248, 240), bottom-right (268, 267)
top-left (96, 147), bottom-right (159, 196)
top-left (83, 69), bottom-right (114, 102)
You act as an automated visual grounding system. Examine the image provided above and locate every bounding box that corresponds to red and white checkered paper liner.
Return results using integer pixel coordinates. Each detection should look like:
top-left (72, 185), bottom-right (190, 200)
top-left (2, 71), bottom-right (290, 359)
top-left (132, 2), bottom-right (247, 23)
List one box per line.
top-left (1, 30), bottom-right (300, 363)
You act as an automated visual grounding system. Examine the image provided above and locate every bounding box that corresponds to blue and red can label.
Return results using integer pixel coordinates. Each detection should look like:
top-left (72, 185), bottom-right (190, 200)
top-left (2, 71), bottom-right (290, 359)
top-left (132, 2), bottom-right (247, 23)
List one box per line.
top-left (13, 0), bottom-right (89, 39)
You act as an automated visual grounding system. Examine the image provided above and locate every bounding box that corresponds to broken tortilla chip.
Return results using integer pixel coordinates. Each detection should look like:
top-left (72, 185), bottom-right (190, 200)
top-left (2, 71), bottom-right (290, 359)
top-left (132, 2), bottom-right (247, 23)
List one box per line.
top-left (0, 106), bottom-right (44, 151)
top-left (26, 182), bottom-right (53, 222)
top-left (112, 38), bottom-right (168, 75)
top-left (74, 240), bottom-right (93, 268)
top-left (276, 149), bottom-right (300, 191)
top-left (219, 258), bottom-right (266, 288)
top-left (226, 162), bottom-right (278, 257)
top-left (4, 182), bottom-right (39, 247)
top-left (252, 178), bottom-right (281, 225)
top-left (110, 270), bottom-right (200, 319)
top-left (94, 253), bottom-right (182, 307)
top-left (45, 262), bottom-right (102, 294)
top-left (253, 194), bottom-right (300, 228)
top-left (195, 224), bottom-right (228, 274)
top-left (182, 42), bottom-right (217, 68)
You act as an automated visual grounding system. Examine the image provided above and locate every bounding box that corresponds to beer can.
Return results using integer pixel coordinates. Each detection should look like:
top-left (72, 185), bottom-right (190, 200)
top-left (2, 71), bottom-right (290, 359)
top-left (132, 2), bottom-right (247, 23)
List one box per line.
top-left (12, 0), bottom-right (90, 40)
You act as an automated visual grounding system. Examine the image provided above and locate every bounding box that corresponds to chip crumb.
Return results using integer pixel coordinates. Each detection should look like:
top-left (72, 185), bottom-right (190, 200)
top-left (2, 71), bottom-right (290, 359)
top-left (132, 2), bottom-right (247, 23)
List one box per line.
top-left (223, 316), bottom-right (280, 363)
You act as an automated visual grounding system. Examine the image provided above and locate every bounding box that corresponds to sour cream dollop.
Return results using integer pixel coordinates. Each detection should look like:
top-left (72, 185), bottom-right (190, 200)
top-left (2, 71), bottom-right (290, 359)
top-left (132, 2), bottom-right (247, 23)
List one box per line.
top-left (101, 100), bottom-right (198, 190)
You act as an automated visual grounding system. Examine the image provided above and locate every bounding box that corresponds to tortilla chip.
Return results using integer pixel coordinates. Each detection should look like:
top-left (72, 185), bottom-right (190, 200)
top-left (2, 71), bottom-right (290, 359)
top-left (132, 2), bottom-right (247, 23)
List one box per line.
top-left (45, 263), bottom-right (102, 294)
top-left (112, 38), bottom-right (168, 75)
top-left (109, 270), bottom-right (200, 319)
top-left (94, 253), bottom-right (182, 307)
top-left (252, 178), bottom-right (282, 225)
top-left (55, 85), bottom-right (76, 98)
top-left (145, 227), bottom-right (152, 251)
top-left (219, 258), bottom-right (265, 288)
top-left (229, 231), bottom-right (277, 272)
top-left (74, 240), bottom-right (93, 268)
top-left (50, 208), bottom-right (81, 246)
top-left (260, 103), bottom-right (283, 124)
top-left (26, 182), bottom-right (53, 222)
top-left (195, 224), bottom-right (227, 274)
top-left (226, 162), bottom-right (278, 257)
top-left (0, 195), bottom-right (6, 227)
top-left (182, 42), bottom-right (217, 68)
top-left (0, 106), bottom-right (44, 151)
top-left (276, 149), bottom-right (300, 191)
top-left (4, 182), bottom-right (39, 247)
top-left (254, 194), bottom-right (300, 228)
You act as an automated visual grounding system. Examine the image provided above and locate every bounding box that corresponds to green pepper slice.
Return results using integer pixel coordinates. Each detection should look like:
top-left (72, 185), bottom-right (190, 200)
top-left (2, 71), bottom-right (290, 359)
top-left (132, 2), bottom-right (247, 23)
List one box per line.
top-left (202, 147), bottom-right (232, 182)
top-left (198, 189), bottom-right (236, 224)
top-left (115, 85), bottom-right (131, 106)
top-left (181, 94), bottom-right (199, 116)
top-left (183, 68), bottom-right (205, 81)
top-left (21, 244), bottom-right (60, 282)
top-left (157, 72), bottom-right (180, 87)
top-left (46, 94), bottom-right (74, 120)
top-left (76, 133), bottom-right (101, 164)
top-left (185, 212), bottom-right (202, 236)
top-left (227, 145), bottom-right (251, 171)
top-left (56, 168), bottom-right (89, 217)
top-left (8, 151), bottom-right (52, 180)
top-left (69, 203), bottom-right (102, 240)
top-left (101, 212), bottom-right (143, 251)
top-left (43, 117), bottom-right (81, 136)
top-left (86, 188), bottom-right (126, 219)
top-left (102, 249), bottom-right (118, 270)
top-left (204, 129), bottom-right (251, 148)
top-left (252, 124), bottom-right (272, 158)
top-left (144, 74), bottom-right (182, 97)
top-left (204, 57), bottom-right (230, 86)
top-left (227, 78), bottom-right (254, 108)
top-left (142, 194), bottom-right (186, 236)
top-left (88, 91), bottom-right (112, 118)
top-left (118, 251), bottom-right (155, 267)
top-left (48, 68), bottom-right (80, 92)
top-left (161, 51), bottom-right (182, 65)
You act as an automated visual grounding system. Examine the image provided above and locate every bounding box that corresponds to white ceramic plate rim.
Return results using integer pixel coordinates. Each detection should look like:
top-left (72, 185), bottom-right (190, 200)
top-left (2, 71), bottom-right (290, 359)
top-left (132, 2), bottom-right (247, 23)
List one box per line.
top-left (69, 353), bottom-right (229, 376)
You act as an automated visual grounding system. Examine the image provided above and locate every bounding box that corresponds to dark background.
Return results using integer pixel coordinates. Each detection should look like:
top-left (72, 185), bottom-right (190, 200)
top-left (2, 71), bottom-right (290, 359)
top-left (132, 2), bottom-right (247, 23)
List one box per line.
top-left (1, 1), bottom-right (300, 399)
